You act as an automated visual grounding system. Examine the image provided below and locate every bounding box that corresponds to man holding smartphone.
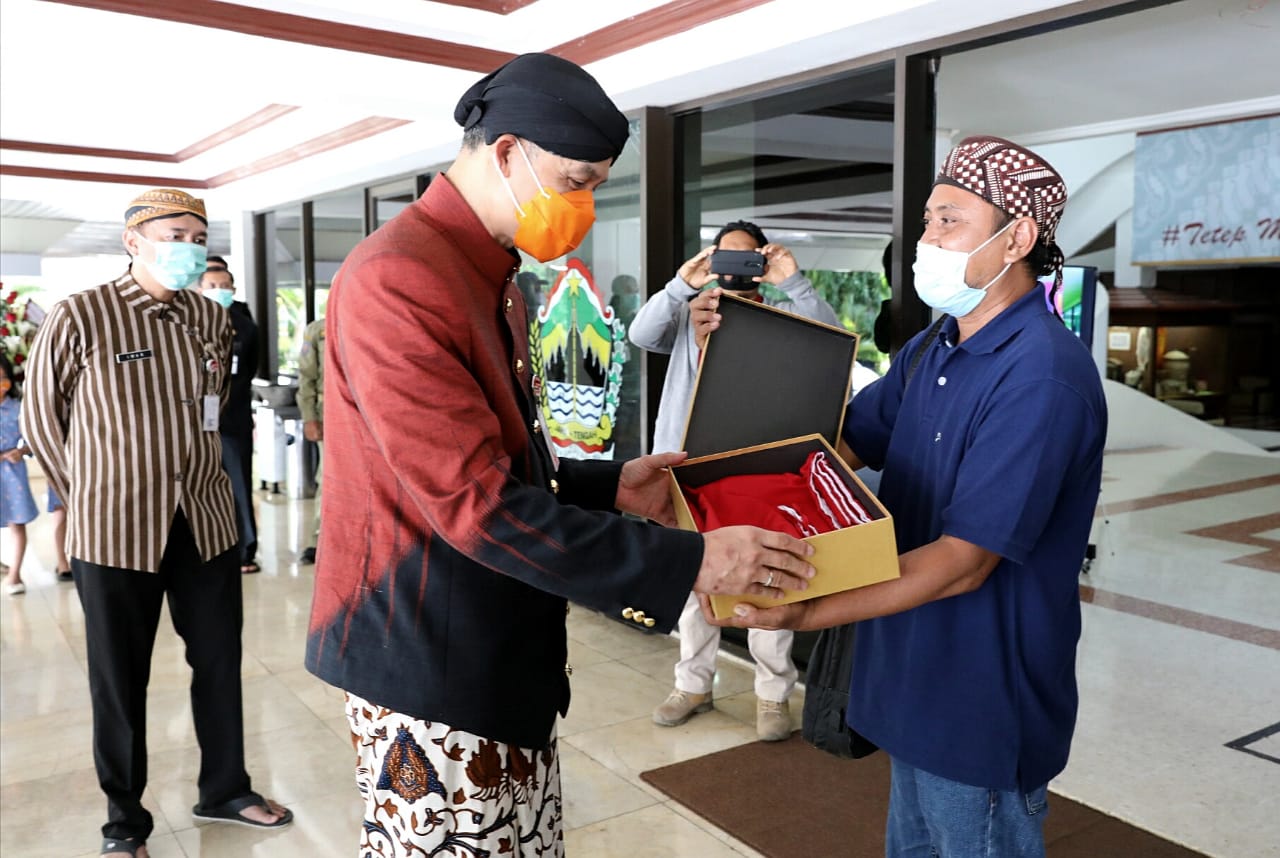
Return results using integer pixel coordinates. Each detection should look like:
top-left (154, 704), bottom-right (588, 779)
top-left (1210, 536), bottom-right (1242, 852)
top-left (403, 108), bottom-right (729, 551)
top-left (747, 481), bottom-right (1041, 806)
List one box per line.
top-left (629, 220), bottom-right (840, 741)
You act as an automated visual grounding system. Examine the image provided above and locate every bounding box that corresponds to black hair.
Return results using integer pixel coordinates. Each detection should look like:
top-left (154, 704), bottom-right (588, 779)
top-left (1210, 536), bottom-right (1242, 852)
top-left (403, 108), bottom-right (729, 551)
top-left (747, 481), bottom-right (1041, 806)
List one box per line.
top-left (0, 353), bottom-right (19, 399)
top-left (996, 210), bottom-right (1064, 308)
top-left (200, 267), bottom-right (234, 286)
top-left (713, 220), bottom-right (768, 248)
top-left (206, 255), bottom-right (229, 269)
top-left (462, 125), bottom-right (488, 151)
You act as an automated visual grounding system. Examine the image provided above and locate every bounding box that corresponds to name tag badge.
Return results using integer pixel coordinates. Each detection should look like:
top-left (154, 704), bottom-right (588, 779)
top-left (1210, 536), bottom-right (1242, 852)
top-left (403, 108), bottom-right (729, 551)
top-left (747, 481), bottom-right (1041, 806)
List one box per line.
top-left (202, 395), bottom-right (220, 431)
top-left (115, 349), bottom-right (153, 364)
top-left (231, 354), bottom-right (239, 376)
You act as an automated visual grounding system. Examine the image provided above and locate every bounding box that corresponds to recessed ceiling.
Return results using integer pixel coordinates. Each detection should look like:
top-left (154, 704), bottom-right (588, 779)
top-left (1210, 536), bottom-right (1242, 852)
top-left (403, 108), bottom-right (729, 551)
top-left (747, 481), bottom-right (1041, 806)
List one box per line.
top-left (2, 0), bottom-right (1277, 263)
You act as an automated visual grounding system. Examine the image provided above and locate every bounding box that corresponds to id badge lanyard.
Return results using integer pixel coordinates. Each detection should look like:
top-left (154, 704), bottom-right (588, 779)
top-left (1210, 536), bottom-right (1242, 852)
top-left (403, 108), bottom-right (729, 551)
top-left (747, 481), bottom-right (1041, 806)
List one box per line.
top-left (199, 339), bottom-right (223, 432)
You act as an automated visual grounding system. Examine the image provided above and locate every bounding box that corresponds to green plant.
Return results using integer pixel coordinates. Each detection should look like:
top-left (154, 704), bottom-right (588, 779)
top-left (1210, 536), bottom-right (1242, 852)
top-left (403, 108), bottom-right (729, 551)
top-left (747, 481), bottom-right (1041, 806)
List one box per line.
top-left (764, 269), bottom-right (890, 368)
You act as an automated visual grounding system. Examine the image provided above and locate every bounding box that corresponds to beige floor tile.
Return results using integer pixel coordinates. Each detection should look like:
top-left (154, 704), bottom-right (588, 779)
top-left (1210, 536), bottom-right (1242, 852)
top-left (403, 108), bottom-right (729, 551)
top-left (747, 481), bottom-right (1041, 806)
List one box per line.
top-left (564, 802), bottom-right (747, 857)
top-left (69, 832), bottom-right (186, 858)
top-left (174, 788), bottom-right (363, 857)
top-left (144, 720), bottom-right (354, 832)
top-left (621, 647), bottom-right (758, 699)
top-left (558, 660), bottom-right (673, 738)
top-left (0, 768), bottom-right (171, 858)
top-left (0, 702), bottom-right (96, 785)
top-left (566, 634), bottom-right (614, 669)
top-left (0, 660), bottom-right (92, 720)
top-left (273, 666), bottom-right (346, 721)
top-left (666, 799), bottom-right (767, 857)
top-left (559, 741), bottom-right (660, 830)
top-left (563, 712), bottom-right (756, 798)
top-left (567, 610), bottom-right (680, 660)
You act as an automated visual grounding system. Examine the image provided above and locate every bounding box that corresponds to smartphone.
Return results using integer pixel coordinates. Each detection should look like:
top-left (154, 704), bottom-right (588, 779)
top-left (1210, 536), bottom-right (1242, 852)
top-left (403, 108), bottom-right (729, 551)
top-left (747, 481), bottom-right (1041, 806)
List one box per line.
top-left (709, 249), bottom-right (766, 279)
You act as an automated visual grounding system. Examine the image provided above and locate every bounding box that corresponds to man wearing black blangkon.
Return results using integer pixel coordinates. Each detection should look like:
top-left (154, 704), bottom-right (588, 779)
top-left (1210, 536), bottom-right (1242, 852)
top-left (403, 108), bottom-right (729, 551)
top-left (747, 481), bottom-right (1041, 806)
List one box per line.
top-left (304, 53), bottom-right (817, 857)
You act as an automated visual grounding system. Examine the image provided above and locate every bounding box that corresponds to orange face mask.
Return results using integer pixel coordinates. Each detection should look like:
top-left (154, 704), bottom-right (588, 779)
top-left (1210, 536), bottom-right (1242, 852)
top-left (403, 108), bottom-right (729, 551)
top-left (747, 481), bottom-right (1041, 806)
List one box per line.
top-left (496, 140), bottom-right (596, 263)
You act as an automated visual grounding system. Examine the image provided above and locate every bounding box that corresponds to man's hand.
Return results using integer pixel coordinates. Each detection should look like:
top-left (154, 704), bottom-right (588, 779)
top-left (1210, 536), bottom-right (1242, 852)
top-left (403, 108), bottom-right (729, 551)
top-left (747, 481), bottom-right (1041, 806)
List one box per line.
top-left (677, 246), bottom-right (719, 290)
top-left (695, 526), bottom-right (814, 599)
top-left (303, 420), bottom-right (323, 442)
top-left (696, 592), bottom-right (815, 631)
top-left (689, 287), bottom-right (723, 349)
top-left (1, 447), bottom-right (23, 464)
top-left (760, 243), bottom-right (799, 285)
top-left (616, 451), bottom-right (688, 526)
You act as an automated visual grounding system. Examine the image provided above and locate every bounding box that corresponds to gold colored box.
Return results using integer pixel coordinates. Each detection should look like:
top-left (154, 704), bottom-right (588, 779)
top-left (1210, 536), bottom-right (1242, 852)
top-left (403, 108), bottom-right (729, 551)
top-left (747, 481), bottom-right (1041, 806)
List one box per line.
top-left (666, 294), bottom-right (900, 619)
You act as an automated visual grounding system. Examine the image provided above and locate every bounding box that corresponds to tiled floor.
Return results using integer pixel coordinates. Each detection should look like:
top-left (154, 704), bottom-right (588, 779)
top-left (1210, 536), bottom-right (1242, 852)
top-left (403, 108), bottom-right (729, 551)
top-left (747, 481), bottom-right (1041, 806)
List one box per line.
top-left (2, 445), bottom-right (1279, 857)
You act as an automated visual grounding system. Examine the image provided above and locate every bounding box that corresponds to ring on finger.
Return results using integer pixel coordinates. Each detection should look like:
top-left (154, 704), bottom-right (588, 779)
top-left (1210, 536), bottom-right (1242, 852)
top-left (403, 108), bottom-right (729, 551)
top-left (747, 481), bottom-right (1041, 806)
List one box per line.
top-left (765, 572), bottom-right (775, 588)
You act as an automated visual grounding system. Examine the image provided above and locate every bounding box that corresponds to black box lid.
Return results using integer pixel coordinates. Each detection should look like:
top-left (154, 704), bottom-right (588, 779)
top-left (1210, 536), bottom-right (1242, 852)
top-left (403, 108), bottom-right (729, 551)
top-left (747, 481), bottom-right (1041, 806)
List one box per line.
top-left (680, 294), bottom-right (858, 458)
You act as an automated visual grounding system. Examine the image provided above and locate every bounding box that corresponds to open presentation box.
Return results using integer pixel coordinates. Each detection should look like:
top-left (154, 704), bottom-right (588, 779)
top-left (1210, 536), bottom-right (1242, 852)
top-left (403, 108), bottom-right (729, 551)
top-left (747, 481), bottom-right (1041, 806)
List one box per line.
top-left (666, 294), bottom-right (900, 619)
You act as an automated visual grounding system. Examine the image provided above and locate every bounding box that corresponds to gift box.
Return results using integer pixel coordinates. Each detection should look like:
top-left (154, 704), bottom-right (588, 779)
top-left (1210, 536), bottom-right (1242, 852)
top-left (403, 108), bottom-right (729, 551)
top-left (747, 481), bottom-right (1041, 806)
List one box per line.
top-left (667, 294), bottom-right (900, 619)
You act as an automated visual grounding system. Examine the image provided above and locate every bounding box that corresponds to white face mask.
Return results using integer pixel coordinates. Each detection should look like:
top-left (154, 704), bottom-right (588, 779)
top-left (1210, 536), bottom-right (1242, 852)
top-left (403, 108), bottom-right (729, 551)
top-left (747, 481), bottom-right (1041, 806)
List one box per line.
top-left (912, 220), bottom-right (1014, 317)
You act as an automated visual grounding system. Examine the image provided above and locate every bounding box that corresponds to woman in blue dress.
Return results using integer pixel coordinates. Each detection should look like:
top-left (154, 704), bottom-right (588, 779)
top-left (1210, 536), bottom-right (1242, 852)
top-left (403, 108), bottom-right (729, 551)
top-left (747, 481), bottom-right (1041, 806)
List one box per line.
top-left (1, 353), bottom-right (39, 595)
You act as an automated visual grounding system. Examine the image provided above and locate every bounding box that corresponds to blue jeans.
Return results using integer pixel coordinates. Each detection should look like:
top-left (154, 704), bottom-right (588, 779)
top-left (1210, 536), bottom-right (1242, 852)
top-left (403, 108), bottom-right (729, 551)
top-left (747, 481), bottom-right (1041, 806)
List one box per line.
top-left (886, 757), bottom-right (1048, 858)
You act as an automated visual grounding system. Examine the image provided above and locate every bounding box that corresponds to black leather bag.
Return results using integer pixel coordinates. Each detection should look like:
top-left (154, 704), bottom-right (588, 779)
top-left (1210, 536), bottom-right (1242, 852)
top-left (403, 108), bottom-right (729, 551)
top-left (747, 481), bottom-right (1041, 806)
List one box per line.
top-left (801, 622), bottom-right (878, 758)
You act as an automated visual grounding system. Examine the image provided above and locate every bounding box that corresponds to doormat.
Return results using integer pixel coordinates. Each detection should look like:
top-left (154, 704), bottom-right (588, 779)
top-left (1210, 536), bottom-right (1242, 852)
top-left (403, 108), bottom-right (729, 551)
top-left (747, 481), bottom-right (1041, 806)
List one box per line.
top-left (640, 735), bottom-right (1205, 857)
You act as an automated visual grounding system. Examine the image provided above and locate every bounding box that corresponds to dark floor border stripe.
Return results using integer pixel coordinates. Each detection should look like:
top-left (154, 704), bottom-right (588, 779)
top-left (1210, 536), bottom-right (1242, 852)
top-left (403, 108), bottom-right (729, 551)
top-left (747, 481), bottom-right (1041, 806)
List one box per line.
top-left (1096, 473), bottom-right (1280, 517)
top-left (1079, 585), bottom-right (1280, 651)
top-left (1225, 721), bottom-right (1280, 765)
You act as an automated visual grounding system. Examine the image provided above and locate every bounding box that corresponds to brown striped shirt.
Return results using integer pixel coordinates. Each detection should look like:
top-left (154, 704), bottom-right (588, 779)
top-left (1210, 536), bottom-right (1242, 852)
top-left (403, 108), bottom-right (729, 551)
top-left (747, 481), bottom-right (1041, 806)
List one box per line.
top-left (22, 271), bottom-right (237, 573)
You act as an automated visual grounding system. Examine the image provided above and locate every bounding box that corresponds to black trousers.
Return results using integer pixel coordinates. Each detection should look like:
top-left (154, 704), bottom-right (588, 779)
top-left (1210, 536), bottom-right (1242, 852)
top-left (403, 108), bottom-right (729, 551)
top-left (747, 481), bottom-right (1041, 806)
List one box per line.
top-left (73, 510), bottom-right (252, 842)
top-left (221, 430), bottom-right (258, 564)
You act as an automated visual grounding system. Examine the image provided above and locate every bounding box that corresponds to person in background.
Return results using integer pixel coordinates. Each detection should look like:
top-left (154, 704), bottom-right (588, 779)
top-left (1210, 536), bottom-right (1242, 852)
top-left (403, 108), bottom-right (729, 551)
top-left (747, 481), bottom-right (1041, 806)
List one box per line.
top-left (609, 273), bottom-right (643, 460)
top-left (630, 220), bottom-right (840, 742)
top-left (873, 240), bottom-right (893, 355)
top-left (713, 137), bottom-right (1106, 858)
top-left (1, 353), bottom-right (38, 596)
top-left (48, 490), bottom-right (71, 581)
top-left (305, 53), bottom-right (814, 856)
top-left (199, 258), bottom-right (261, 573)
top-left (296, 317), bottom-right (325, 565)
top-left (516, 270), bottom-right (546, 323)
top-left (23, 188), bottom-right (291, 858)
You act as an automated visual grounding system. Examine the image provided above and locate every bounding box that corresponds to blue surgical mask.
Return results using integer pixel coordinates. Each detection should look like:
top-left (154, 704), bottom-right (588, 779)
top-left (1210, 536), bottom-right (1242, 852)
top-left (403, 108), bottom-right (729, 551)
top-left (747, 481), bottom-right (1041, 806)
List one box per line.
top-left (912, 221), bottom-right (1013, 317)
top-left (202, 288), bottom-right (235, 309)
top-left (135, 235), bottom-right (207, 291)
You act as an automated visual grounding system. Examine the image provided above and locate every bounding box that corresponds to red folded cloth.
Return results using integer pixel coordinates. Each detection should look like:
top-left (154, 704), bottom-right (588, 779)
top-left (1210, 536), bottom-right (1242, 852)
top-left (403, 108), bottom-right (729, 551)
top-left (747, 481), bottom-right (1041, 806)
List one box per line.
top-left (683, 451), bottom-right (873, 538)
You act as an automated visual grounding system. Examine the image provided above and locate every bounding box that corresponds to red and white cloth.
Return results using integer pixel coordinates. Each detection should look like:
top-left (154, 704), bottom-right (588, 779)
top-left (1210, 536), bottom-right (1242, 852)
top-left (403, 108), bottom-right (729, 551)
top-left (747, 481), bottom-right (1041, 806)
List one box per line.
top-left (683, 451), bottom-right (873, 539)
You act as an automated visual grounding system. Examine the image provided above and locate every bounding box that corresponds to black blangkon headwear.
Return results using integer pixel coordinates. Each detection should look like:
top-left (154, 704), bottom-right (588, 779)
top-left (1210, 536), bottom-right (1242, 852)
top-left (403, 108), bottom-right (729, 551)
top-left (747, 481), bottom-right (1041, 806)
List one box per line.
top-left (454, 53), bottom-right (630, 164)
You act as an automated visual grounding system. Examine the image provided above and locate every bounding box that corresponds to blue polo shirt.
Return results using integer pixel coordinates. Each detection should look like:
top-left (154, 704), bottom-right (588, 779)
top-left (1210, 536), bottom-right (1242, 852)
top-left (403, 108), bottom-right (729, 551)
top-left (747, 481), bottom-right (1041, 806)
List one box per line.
top-left (842, 287), bottom-right (1106, 793)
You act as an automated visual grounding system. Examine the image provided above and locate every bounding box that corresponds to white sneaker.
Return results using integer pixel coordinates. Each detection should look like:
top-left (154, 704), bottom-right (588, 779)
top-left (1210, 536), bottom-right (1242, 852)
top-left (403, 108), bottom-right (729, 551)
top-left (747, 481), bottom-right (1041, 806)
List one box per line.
top-left (6, 582), bottom-right (26, 596)
top-left (756, 698), bottom-right (791, 742)
top-left (653, 689), bottom-right (713, 727)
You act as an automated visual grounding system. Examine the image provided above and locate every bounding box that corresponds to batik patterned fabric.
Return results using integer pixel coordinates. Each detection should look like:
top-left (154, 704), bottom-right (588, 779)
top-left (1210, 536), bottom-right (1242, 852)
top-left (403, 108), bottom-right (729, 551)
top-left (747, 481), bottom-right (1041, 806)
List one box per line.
top-left (937, 135), bottom-right (1068, 246)
top-left (346, 693), bottom-right (563, 857)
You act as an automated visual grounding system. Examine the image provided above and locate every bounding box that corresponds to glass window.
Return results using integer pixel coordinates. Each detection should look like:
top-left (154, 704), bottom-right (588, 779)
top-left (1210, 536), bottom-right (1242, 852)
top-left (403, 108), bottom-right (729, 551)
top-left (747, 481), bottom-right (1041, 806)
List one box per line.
top-left (264, 207), bottom-right (305, 377)
top-left (369, 178), bottom-right (417, 230)
top-left (311, 189), bottom-right (365, 320)
top-left (526, 118), bottom-right (644, 462)
top-left (678, 67), bottom-right (896, 371)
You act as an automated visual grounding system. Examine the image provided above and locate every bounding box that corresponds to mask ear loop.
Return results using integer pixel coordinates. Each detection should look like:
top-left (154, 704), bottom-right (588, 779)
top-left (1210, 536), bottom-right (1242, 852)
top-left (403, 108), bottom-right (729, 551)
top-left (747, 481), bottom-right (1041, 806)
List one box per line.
top-left (493, 152), bottom-right (528, 218)
top-left (513, 139), bottom-right (553, 201)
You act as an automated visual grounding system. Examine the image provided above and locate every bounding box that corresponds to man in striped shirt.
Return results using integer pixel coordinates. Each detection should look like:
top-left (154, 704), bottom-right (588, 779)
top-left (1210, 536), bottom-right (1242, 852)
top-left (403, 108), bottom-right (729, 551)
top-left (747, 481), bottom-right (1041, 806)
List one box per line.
top-left (23, 189), bottom-right (290, 858)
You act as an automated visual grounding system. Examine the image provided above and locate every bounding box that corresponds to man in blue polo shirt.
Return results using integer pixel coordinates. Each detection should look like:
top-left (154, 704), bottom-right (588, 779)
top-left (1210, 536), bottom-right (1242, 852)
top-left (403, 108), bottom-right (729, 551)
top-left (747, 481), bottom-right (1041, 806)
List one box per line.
top-left (711, 136), bottom-right (1106, 857)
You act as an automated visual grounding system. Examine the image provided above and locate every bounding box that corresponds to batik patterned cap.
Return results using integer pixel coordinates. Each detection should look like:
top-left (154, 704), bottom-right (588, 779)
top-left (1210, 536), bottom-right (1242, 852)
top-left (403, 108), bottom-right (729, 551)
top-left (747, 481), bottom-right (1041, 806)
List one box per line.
top-left (124, 188), bottom-right (207, 229)
top-left (937, 136), bottom-right (1068, 246)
